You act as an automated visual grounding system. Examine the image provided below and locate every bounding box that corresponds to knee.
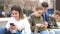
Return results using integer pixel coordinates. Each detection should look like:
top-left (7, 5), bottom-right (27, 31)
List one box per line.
top-left (0, 27), bottom-right (7, 34)
top-left (41, 30), bottom-right (49, 34)
top-left (49, 30), bottom-right (55, 34)
top-left (0, 27), bottom-right (7, 31)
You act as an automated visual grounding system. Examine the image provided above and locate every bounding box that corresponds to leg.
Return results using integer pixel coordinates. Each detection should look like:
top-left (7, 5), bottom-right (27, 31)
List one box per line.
top-left (0, 27), bottom-right (12, 34)
top-left (49, 30), bottom-right (55, 34)
top-left (52, 29), bottom-right (60, 34)
top-left (16, 30), bottom-right (21, 34)
top-left (38, 32), bottom-right (41, 34)
top-left (31, 32), bottom-right (33, 34)
top-left (40, 30), bottom-right (49, 34)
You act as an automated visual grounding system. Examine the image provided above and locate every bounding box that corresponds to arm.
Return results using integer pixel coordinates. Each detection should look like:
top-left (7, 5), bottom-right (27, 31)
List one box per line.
top-left (24, 18), bottom-right (31, 34)
top-left (5, 17), bottom-right (16, 30)
top-left (6, 21), bottom-right (16, 30)
top-left (27, 17), bottom-right (35, 32)
top-left (14, 25), bottom-right (22, 32)
top-left (50, 17), bottom-right (58, 29)
top-left (6, 20), bottom-right (11, 30)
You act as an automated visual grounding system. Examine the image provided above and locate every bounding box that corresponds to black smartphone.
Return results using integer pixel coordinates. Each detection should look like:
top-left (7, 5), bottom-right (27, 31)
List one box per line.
top-left (10, 23), bottom-right (15, 26)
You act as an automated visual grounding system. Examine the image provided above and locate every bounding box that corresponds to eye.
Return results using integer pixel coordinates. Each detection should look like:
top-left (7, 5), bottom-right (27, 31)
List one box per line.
top-left (15, 13), bottom-right (17, 14)
top-left (12, 13), bottom-right (14, 15)
top-left (38, 12), bottom-right (42, 14)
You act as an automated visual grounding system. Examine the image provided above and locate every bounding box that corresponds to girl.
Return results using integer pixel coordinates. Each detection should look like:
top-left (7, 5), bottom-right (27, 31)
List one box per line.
top-left (0, 5), bottom-right (31, 34)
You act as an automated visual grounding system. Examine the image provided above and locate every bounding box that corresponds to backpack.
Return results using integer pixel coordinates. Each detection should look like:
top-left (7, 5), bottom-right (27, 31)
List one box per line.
top-left (29, 15), bottom-right (35, 26)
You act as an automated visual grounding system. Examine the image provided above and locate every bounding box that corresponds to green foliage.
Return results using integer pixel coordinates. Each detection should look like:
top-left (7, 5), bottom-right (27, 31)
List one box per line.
top-left (0, 4), bottom-right (4, 9)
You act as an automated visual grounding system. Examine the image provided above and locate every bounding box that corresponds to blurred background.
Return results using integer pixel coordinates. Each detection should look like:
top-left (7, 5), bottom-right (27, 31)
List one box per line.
top-left (0, 0), bottom-right (56, 17)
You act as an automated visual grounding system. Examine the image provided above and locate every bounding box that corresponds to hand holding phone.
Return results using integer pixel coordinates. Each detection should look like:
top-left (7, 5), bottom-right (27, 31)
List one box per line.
top-left (10, 23), bottom-right (15, 26)
top-left (8, 23), bottom-right (16, 30)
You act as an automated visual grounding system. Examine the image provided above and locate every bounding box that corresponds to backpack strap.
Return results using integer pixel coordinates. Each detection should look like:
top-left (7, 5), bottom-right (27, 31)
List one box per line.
top-left (29, 15), bottom-right (35, 26)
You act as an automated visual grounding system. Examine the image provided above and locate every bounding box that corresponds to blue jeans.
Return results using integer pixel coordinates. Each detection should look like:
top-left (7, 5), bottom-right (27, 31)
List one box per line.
top-left (0, 27), bottom-right (12, 34)
top-left (50, 29), bottom-right (60, 34)
top-left (31, 30), bottom-right (49, 34)
top-left (38, 30), bottom-right (49, 34)
top-left (0, 27), bottom-right (21, 34)
top-left (49, 30), bottom-right (55, 34)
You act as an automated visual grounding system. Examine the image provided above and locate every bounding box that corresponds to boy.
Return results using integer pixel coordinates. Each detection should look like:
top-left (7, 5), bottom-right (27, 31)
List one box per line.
top-left (28, 6), bottom-right (49, 34)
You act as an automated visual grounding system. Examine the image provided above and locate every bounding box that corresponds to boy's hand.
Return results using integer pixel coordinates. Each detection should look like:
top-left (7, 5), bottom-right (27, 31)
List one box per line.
top-left (36, 23), bottom-right (42, 27)
top-left (43, 22), bottom-right (48, 27)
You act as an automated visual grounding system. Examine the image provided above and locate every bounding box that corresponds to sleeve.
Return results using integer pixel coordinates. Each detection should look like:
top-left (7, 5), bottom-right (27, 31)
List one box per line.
top-left (50, 17), bottom-right (58, 29)
top-left (27, 17), bottom-right (32, 26)
top-left (5, 20), bottom-right (11, 29)
top-left (5, 17), bottom-right (14, 29)
top-left (23, 18), bottom-right (31, 34)
top-left (27, 17), bottom-right (35, 32)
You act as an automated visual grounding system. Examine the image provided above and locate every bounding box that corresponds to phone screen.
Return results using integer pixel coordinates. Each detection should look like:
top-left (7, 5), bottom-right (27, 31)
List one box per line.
top-left (10, 23), bottom-right (15, 26)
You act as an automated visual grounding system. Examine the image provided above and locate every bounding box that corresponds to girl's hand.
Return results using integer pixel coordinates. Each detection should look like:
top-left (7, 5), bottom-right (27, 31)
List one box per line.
top-left (14, 25), bottom-right (22, 31)
top-left (8, 25), bottom-right (16, 30)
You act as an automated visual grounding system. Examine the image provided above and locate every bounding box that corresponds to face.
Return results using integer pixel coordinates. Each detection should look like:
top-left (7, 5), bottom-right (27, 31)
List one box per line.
top-left (43, 7), bottom-right (48, 13)
top-left (35, 10), bottom-right (43, 17)
top-left (11, 10), bottom-right (20, 19)
top-left (54, 14), bottom-right (59, 19)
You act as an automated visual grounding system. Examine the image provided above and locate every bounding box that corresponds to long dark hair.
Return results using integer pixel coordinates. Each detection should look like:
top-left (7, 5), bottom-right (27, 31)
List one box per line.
top-left (11, 5), bottom-right (24, 19)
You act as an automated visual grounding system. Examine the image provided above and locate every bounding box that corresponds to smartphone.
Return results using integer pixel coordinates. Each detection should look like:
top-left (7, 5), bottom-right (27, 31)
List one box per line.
top-left (10, 23), bottom-right (15, 26)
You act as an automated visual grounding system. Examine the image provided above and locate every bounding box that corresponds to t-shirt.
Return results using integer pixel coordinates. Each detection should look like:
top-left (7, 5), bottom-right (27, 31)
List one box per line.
top-left (6, 17), bottom-right (31, 34)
